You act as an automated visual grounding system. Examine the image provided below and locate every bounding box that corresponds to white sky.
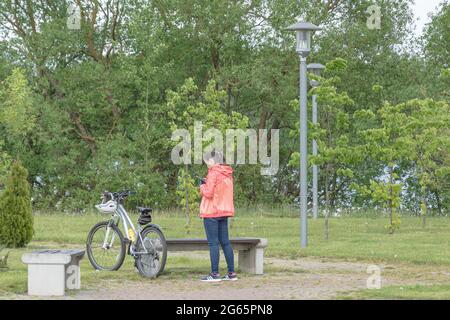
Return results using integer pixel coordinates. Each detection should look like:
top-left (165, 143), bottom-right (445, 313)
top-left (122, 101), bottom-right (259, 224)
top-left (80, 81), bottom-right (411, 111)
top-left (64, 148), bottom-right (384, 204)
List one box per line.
top-left (411, 0), bottom-right (444, 35)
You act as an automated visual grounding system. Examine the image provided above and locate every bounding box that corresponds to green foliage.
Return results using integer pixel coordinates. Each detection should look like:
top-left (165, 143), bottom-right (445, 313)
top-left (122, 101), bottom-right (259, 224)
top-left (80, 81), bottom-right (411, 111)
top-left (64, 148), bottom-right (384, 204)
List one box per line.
top-left (0, 68), bottom-right (35, 187)
top-left (423, 1), bottom-right (450, 67)
top-left (439, 68), bottom-right (450, 80)
top-left (368, 179), bottom-right (402, 233)
top-left (324, 58), bottom-right (348, 73)
top-left (356, 97), bottom-right (449, 222)
top-left (0, 68), bottom-right (36, 137)
top-left (167, 78), bottom-right (249, 231)
top-left (0, 140), bottom-right (11, 186)
top-left (0, 161), bottom-right (34, 248)
top-left (176, 168), bottom-right (200, 234)
top-left (401, 99), bottom-right (450, 216)
top-left (167, 78), bottom-right (249, 142)
top-left (0, 0), bottom-right (447, 215)
top-left (291, 58), bottom-right (359, 211)
top-left (372, 84), bottom-right (383, 94)
top-left (357, 101), bottom-right (409, 231)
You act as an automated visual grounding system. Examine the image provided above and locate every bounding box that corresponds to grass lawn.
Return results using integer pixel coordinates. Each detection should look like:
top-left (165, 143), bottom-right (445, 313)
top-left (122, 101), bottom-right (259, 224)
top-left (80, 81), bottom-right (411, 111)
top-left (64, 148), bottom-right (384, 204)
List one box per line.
top-left (1, 211), bottom-right (449, 299)
top-left (340, 284), bottom-right (450, 300)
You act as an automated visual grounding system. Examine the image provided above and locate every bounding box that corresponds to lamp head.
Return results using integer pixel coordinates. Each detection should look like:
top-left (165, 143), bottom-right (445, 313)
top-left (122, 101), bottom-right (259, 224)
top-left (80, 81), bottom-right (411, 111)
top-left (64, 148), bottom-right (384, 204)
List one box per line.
top-left (307, 63), bottom-right (325, 76)
top-left (307, 63), bottom-right (325, 87)
top-left (286, 22), bottom-right (321, 56)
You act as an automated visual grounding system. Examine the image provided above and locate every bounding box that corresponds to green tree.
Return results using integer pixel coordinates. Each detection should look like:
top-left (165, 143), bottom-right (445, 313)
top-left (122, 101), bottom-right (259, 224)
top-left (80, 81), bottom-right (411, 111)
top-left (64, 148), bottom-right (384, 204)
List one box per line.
top-left (167, 78), bottom-right (248, 232)
top-left (400, 99), bottom-right (450, 224)
top-left (0, 0), bottom-right (447, 215)
top-left (367, 178), bottom-right (402, 234)
top-left (176, 168), bottom-right (199, 234)
top-left (0, 160), bottom-right (34, 247)
top-left (290, 58), bottom-right (356, 239)
top-left (357, 99), bottom-right (413, 233)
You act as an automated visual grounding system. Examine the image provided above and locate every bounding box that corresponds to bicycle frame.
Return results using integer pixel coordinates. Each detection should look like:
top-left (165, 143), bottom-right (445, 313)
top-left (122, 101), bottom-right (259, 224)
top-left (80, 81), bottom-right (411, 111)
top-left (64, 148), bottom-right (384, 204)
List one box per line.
top-left (101, 194), bottom-right (149, 256)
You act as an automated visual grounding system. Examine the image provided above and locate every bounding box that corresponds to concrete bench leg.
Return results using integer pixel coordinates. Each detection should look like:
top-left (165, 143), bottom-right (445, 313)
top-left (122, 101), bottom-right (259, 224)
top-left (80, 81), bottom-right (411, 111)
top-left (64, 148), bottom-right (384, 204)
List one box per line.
top-left (238, 247), bottom-right (264, 275)
top-left (65, 256), bottom-right (83, 290)
top-left (28, 264), bottom-right (66, 296)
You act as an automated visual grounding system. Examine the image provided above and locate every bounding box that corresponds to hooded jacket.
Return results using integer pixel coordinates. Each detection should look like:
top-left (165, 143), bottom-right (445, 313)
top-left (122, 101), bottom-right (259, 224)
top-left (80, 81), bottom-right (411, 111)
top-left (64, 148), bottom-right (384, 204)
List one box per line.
top-left (199, 164), bottom-right (234, 218)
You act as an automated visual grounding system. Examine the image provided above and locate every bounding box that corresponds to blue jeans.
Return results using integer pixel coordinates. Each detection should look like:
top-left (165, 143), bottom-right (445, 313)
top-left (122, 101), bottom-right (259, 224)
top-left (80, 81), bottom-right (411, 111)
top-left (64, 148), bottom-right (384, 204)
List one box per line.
top-left (203, 217), bottom-right (235, 274)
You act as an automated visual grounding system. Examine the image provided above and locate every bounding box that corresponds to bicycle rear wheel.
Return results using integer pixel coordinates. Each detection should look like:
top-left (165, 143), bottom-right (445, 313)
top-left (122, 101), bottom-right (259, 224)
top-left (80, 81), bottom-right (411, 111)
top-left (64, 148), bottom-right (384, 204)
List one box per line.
top-left (86, 221), bottom-right (126, 271)
top-left (135, 225), bottom-right (167, 278)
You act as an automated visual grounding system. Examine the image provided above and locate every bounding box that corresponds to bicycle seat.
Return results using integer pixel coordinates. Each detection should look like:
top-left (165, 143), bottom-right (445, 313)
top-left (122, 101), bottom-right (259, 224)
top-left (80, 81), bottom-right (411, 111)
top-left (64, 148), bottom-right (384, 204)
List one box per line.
top-left (137, 207), bottom-right (152, 214)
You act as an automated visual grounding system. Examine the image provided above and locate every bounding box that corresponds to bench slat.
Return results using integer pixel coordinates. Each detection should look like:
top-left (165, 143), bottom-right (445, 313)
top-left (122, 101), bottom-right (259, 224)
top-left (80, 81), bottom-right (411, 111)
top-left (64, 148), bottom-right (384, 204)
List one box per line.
top-left (31, 249), bottom-right (85, 256)
top-left (166, 237), bottom-right (261, 245)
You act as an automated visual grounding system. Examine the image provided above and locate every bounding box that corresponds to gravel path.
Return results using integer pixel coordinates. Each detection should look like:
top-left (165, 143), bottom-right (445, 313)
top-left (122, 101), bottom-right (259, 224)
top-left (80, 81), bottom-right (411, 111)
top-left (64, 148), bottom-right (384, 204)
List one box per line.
top-left (9, 253), bottom-right (448, 300)
top-left (70, 255), bottom-right (443, 300)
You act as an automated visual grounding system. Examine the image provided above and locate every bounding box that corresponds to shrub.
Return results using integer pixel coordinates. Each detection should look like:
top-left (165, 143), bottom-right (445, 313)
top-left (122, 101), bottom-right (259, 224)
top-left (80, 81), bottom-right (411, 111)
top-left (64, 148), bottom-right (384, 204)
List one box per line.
top-left (0, 160), bottom-right (34, 247)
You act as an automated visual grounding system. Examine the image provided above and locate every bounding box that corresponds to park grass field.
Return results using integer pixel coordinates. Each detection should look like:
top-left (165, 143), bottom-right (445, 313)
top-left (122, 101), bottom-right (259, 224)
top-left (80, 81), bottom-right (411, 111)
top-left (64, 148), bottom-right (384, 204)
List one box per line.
top-left (1, 211), bottom-right (449, 299)
top-left (340, 284), bottom-right (450, 300)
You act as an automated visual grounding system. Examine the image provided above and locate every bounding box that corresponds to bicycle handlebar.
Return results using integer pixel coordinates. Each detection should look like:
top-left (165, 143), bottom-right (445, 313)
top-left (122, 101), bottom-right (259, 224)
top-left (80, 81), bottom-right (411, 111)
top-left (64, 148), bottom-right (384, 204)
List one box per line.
top-left (102, 190), bottom-right (136, 201)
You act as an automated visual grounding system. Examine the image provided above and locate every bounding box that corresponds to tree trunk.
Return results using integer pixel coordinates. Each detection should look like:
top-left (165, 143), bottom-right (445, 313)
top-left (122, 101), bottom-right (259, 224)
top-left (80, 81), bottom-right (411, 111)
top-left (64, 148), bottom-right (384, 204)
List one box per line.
top-left (330, 172), bottom-right (337, 212)
top-left (324, 108), bottom-right (333, 240)
top-left (388, 169), bottom-right (394, 234)
top-left (69, 112), bottom-right (96, 153)
top-left (258, 109), bottom-right (268, 131)
top-left (422, 194), bottom-right (427, 229)
top-left (434, 190), bottom-right (442, 216)
top-left (184, 164), bottom-right (190, 234)
top-left (226, 84), bottom-right (232, 114)
top-left (324, 163), bottom-right (331, 240)
top-left (422, 209), bottom-right (426, 228)
top-left (211, 44), bottom-right (220, 75)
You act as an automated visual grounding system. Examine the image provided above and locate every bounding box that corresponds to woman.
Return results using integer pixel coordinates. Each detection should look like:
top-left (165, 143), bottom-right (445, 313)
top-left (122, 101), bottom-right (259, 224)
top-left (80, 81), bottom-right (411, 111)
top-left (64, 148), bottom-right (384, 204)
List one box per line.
top-left (199, 149), bottom-right (237, 282)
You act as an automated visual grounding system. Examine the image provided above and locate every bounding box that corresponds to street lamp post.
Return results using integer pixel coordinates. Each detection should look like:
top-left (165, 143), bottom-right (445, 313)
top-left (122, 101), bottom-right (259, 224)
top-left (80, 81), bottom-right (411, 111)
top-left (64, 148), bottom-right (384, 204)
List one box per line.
top-left (307, 63), bottom-right (325, 220)
top-left (287, 22), bottom-right (321, 247)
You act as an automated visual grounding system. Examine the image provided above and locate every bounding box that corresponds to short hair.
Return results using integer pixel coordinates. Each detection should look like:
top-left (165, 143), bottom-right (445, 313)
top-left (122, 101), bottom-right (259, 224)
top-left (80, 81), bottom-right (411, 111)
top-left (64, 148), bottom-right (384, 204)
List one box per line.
top-left (203, 149), bottom-right (225, 164)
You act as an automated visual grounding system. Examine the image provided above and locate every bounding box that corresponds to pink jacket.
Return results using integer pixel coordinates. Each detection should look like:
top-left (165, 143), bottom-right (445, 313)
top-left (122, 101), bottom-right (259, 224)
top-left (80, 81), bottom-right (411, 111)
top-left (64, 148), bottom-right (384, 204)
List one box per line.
top-left (199, 164), bottom-right (235, 218)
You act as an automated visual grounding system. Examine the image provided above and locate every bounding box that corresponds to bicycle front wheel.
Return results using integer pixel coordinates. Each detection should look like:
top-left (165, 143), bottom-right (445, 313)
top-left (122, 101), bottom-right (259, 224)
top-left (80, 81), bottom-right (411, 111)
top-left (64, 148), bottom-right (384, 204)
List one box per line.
top-left (135, 225), bottom-right (167, 278)
top-left (86, 221), bottom-right (126, 271)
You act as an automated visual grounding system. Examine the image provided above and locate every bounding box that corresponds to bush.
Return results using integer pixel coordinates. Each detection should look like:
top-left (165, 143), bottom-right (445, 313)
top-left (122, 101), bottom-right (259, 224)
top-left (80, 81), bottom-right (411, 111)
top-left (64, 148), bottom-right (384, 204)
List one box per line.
top-left (0, 160), bottom-right (34, 247)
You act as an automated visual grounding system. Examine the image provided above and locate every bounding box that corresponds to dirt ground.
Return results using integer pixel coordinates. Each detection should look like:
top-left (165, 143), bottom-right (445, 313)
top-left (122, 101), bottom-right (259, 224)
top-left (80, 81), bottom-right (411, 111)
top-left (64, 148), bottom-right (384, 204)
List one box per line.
top-left (65, 254), bottom-right (450, 300)
top-left (8, 252), bottom-right (449, 300)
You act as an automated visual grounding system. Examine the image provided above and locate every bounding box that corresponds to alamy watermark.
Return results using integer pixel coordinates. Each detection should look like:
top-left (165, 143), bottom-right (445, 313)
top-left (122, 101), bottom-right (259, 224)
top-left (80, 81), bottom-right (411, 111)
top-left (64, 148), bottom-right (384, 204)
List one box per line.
top-left (171, 121), bottom-right (279, 176)
top-left (67, 3), bottom-right (81, 30)
top-left (366, 265), bottom-right (381, 289)
top-left (366, 4), bottom-right (381, 30)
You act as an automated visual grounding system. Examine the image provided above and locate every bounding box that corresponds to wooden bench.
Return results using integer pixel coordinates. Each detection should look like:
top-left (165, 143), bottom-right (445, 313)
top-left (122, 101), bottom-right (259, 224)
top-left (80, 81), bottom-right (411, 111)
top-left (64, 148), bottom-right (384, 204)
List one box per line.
top-left (22, 249), bottom-right (85, 296)
top-left (167, 237), bottom-right (268, 275)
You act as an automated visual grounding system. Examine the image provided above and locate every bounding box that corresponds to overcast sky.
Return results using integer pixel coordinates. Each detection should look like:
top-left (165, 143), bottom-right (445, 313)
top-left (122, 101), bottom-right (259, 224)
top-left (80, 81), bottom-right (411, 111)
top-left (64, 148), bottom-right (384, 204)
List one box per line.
top-left (411, 0), bottom-right (444, 35)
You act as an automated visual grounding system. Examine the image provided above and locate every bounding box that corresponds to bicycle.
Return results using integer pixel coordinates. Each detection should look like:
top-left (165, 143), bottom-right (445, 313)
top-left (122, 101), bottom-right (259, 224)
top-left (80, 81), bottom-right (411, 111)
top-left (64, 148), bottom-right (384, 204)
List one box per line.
top-left (86, 190), bottom-right (167, 278)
